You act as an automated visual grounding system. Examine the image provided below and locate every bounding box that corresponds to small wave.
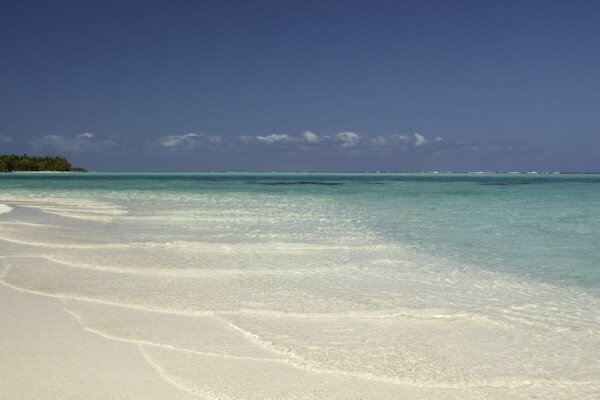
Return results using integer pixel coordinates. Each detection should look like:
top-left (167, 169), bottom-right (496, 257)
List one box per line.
top-left (38, 210), bottom-right (117, 222)
top-left (0, 234), bottom-right (131, 249)
top-left (0, 221), bottom-right (63, 228)
top-left (0, 204), bottom-right (14, 215)
top-left (232, 307), bottom-right (470, 320)
top-left (1, 197), bottom-right (127, 223)
top-left (42, 254), bottom-right (350, 277)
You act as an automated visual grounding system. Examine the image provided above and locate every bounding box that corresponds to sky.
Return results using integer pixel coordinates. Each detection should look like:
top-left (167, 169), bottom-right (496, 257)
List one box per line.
top-left (1, 0), bottom-right (599, 172)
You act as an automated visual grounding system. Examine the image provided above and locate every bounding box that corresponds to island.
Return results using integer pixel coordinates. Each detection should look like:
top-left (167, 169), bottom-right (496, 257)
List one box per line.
top-left (0, 154), bottom-right (86, 172)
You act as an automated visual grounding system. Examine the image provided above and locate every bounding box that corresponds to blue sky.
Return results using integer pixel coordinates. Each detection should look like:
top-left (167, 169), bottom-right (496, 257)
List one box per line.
top-left (1, 0), bottom-right (599, 171)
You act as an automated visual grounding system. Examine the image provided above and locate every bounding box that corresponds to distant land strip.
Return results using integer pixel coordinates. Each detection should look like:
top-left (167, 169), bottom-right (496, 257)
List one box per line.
top-left (0, 154), bottom-right (86, 172)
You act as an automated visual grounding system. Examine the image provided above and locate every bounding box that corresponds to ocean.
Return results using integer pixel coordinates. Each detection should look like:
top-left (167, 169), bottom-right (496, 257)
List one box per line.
top-left (1, 173), bottom-right (599, 398)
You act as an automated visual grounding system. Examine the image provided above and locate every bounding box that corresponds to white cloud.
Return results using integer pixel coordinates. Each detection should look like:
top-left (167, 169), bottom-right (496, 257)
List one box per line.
top-left (30, 133), bottom-right (115, 153)
top-left (205, 135), bottom-right (222, 145)
top-left (368, 134), bottom-right (411, 147)
top-left (302, 131), bottom-right (320, 143)
top-left (336, 131), bottom-right (360, 147)
top-left (414, 132), bottom-right (426, 146)
top-left (160, 133), bottom-right (200, 148)
top-left (369, 136), bottom-right (386, 146)
top-left (158, 132), bottom-right (225, 150)
top-left (238, 130), bottom-right (441, 153)
top-left (152, 130), bottom-right (443, 155)
top-left (256, 134), bottom-right (291, 144)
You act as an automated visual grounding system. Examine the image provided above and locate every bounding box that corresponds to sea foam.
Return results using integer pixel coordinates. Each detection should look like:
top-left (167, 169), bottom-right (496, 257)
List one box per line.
top-left (0, 204), bottom-right (13, 215)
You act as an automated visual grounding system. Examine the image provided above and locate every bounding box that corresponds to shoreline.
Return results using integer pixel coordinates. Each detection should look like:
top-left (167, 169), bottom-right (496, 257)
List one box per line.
top-left (1, 185), bottom-right (599, 399)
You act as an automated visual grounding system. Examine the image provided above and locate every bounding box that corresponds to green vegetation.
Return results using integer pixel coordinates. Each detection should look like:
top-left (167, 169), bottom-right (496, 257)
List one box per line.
top-left (0, 154), bottom-right (86, 172)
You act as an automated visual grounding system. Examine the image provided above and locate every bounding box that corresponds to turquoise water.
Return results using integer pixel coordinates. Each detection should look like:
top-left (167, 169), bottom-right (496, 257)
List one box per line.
top-left (0, 173), bottom-right (600, 290)
top-left (1, 172), bottom-right (599, 290)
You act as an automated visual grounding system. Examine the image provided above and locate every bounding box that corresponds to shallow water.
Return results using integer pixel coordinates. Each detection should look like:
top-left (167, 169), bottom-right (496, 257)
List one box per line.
top-left (1, 173), bottom-right (599, 398)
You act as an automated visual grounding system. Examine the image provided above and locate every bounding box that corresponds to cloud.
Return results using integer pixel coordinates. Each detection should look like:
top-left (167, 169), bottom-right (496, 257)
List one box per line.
top-left (410, 132), bottom-right (442, 147)
top-left (302, 131), bottom-right (320, 143)
top-left (30, 132), bottom-right (115, 153)
top-left (21, 130), bottom-right (542, 167)
top-left (367, 134), bottom-right (410, 147)
top-left (158, 132), bottom-right (225, 150)
top-left (151, 130), bottom-right (445, 156)
top-left (256, 134), bottom-right (291, 144)
top-left (243, 132), bottom-right (320, 146)
top-left (336, 131), bottom-right (360, 147)
top-left (204, 135), bottom-right (223, 145)
top-left (413, 132), bottom-right (426, 146)
top-left (160, 133), bottom-right (200, 148)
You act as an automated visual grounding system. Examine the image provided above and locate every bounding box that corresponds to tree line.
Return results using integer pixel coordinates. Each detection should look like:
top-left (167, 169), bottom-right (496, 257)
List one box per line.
top-left (0, 154), bottom-right (86, 172)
